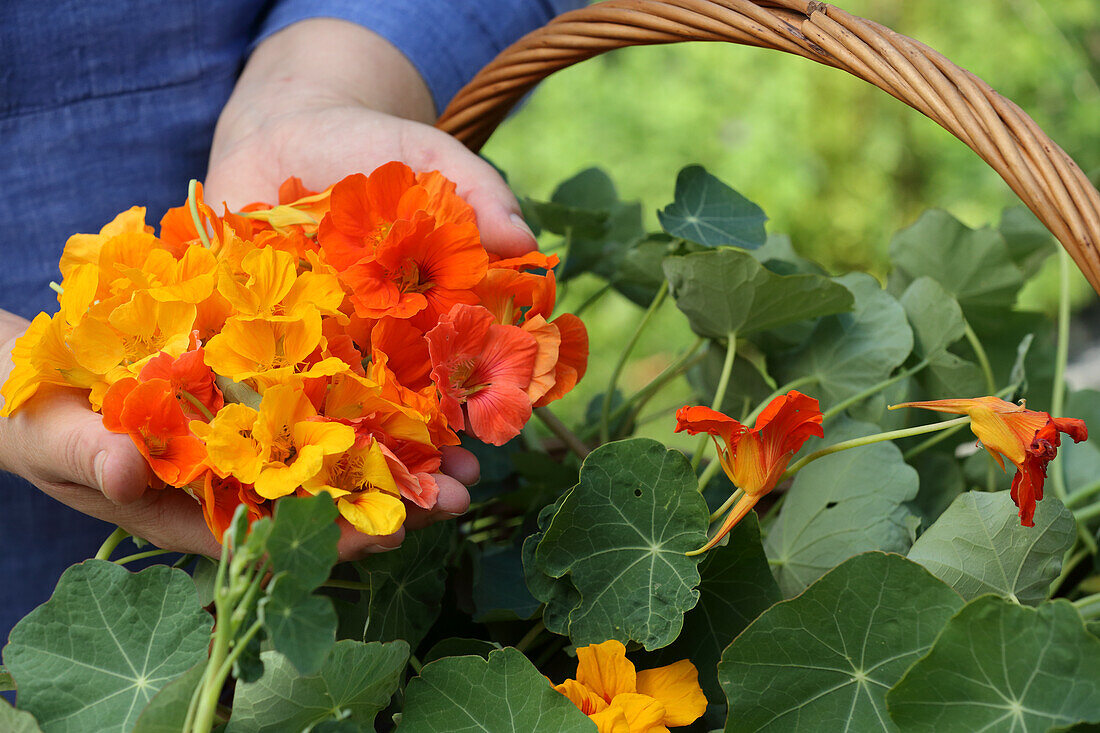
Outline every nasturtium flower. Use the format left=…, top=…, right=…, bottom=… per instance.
left=676, top=391, right=823, bottom=553
left=554, top=640, right=707, bottom=733
left=890, top=396, right=1087, bottom=526
left=101, top=377, right=206, bottom=486
left=426, top=303, right=538, bottom=446
left=203, top=309, right=323, bottom=380
left=302, top=435, right=407, bottom=536
left=217, top=246, right=344, bottom=321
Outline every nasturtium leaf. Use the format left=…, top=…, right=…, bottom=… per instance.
left=535, top=438, right=709, bottom=650
left=690, top=342, right=773, bottom=417
left=653, top=514, right=781, bottom=702
left=0, top=666, right=13, bottom=691
left=0, top=698, right=43, bottom=733
left=562, top=203, right=645, bottom=283
left=190, top=556, right=218, bottom=607
left=523, top=532, right=581, bottom=637
left=886, top=597, right=1100, bottom=732
left=889, top=209, right=1024, bottom=310
left=265, top=493, right=340, bottom=596
left=131, top=663, right=205, bottom=733
left=613, top=235, right=670, bottom=307
left=658, top=165, right=767, bottom=248
left=775, top=273, right=913, bottom=408
left=918, top=351, right=986, bottom=402
left=909, top=452, right=965, bottom=528
left=398, top=647, right=595, bottom=732
left=663, top=248, right=853, bottom=339
left=259, top=576, right=337, bottom=676
left=765, top=420, right=920, bottom=596
left=524, top=201, right=608, bottom=240
left=228, top=641, right=408, bottom=733
left=900, top=277, right=966, bottom=358
left=751, top=233, right=826, bottom=276
left=907, top=491, right=1074, bottom=605
left=2, top=561, right=211, bottom=733
left=473, top=544, right=541, bottom=622
left=720, top=553, right=963, bottom=732
left=353, top=522, right=454, bottom=650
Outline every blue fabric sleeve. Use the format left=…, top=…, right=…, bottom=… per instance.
left=255, top=0, right=584, bottom=116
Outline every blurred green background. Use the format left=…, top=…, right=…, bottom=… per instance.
left=481, top=0, right=1100, bottom=437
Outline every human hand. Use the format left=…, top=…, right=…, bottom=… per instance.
left=204, top=19, right=514, bottom=553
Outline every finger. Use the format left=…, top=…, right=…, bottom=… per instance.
left=409, top=133, right=538, bottom=258
left=336, top=519, right=405, bottom=562
left=439, top=445, right=480, bottom=486
left=5, top=387, right=150, bottom=504
left=403, top=473, right=471, bottom=530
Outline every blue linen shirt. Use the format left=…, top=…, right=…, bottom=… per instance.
left=0, top=0, right=579, bottom=643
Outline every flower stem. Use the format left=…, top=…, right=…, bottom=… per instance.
left=1073, top=501, right=1100, bottom=523
left=1051, top=246, right=1072, bottom=505
left=964, top=321, right=996, bottom=396
left=820, top=359, right=930, bottom=423
left=515, top=620, right=547, bottom=654
left=902, top=422, right=969, bottom=461
left=408, top=654, right=423, bottom=675
left=692, top=332, right=737, bottom=470
left=696, top=453, right=723, bottom=493
left=708, top=488, right=745, bottom=523
left=782, top=416, right=972, bottom=480
left=94, top=527, right=130, bottom=561
left=573, top=283, right=613, bottom=318
left=600, top=280, right=668, bottom=444
left=1067, top=478, right=1100, bottom=508
left=1073, top=592, right=1100, bottom=620
left=535, top=407, right=590, bottom=459
left=113, top=549, right=175, bottom=566
left=187, top=179, right=212, bottom=250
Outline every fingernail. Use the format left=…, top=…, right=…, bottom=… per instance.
left=93, top=450, right=109, bottom=494
left=510, top=212, right=535, bottom=240
left=443, top=510, right=467, bottom=518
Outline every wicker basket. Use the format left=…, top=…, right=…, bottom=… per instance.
left=435, top=0, right=1100, bottom=295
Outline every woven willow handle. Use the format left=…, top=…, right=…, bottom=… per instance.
left=436, top=0, right=1100, bottom=294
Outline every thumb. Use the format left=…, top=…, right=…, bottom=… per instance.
left=11, top=388, right=150, bottom=504
left=411, top=134, right=538, bottom=258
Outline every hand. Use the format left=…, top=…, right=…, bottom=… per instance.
left=204, top=18, right=515, bottom=554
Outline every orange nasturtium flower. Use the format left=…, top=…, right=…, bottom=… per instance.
left=554, top=640, right=707, bottom=733
left=676, top=391, right=823, bottom=553
left=890, top=396, right=1087, bottom=526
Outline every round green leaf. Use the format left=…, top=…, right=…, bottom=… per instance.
left=352, top=522, right=454, bottom=650
left=259, top=576, right=337, bottom=676
left=131, top=663, right=205, bottom=733
left=535, top=438, right=709, bottom=650
left=887, top=597, right=1100, bottom=732
left=228, top=640, right=408, bottom=733
left=900, top=277, right=966, bottom=359
left=658, top=165, right=767, bottom=248
left=765, top=421, right=919, bottom=596
left=719, top=553, right=964, bottom=732
left=2, top=560, right=212, bottom=733
left=398, top=647, right=595, bottom=732
left=265, top=493, right=340, bottom=594
left=663, top=249, right=854, bottom=339
left=907, top=491, right=1075, bottom=605
left=652, top=513, right=781, bottom=702
left=0, top=698, right=43, bottom=733
left=473, top=544, right=541, bottom=622
left=776, top=273, right=913, bottom=407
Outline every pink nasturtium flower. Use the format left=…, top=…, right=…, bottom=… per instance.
left=554, top=640, right=707, bottom=732
left=891, top=396, right=1087, bottom=526
left=675, top=391, right=824, bottom=553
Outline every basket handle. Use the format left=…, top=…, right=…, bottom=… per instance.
left=436, top=0, right=1100, bottom=294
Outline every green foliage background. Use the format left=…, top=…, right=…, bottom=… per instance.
left=484, top=0, right=1099, bottom=436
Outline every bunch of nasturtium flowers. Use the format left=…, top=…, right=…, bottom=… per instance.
left=1, top=163, right=588, bottom=540
left=3, top=163, right=1100, bottom=733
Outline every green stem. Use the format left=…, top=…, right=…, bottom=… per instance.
left=580, top=338, right=705, bottom=441
left=535, top=407, right=590, bottom=459
left=1073, top=501, right=1100, bottom=523
left=113, top=549, right=175, bottom=566
left=211, top=617, right=264, bottom=688
left=180, top=389, right=215, bottom=422
left=1067, top=478, right=1100, bottom=508
left=515, top=620, right=547, bottom=654
left=821, top=359, right=930, bottom=423
left=709, top=488, right=745, bottom=523
left=902, top=422, right=969, bottom=461
left=187, top=179, right=212, bottom=250
left=741, top=376, right=818, bottom=426
left=48, top=281, right=64, bottom=295
left=1051, top=247, right=1072, bottom=503
left=320, top=578, right=372, bottom=592
left=573, top=283, right=613, bottom=318
left=783, top=417, right=972, bottom=480
left=964, top=321, right=997, bottom=396
left=692, top=333, right=737, bottom=470
left=94, top=527, right=130, bottom=561
left=1073, top=592, right=1100, bottom=620
left=1053, top=546, right=1089, bottom=596
left=408, top=654, right=423, bottom=675
left=697, top=453, right=723, bottom=493
left=600, top=280, right=668, bottom=444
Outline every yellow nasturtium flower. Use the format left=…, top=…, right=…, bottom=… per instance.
left=554, top=640, right=707, bottom=733
left=304, top=437, right=406, bottom=536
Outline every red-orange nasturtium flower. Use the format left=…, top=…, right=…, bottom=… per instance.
left=554, top=640, right=707, bottom=733
left=426, top=303, right=538, bottom=446
left=890, top=396, right=1087, bottom=526
left=676, top=391, right=823, bottom=553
